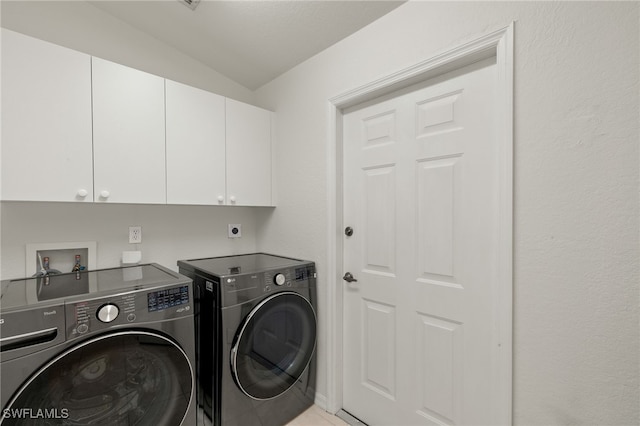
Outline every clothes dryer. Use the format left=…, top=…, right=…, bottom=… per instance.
left=178, top=253, right=317, bottom=426
left=0, top=264, right=196, bottom=425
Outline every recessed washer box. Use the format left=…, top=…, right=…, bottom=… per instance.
left=26, top=242, right=97, bottom=277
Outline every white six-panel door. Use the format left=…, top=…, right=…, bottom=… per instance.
left=343, top=59, right=499, bottom=425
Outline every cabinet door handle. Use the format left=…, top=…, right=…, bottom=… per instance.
left=229, top=196, right=236, bottom=204
left=77, top=189, right=88, bottom=198
left=100, top=190, right=110, bottom=199
left=217, top=195, right=224, bottom=204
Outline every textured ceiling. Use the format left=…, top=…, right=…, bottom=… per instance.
left=89, top=0, right=405, bottom=90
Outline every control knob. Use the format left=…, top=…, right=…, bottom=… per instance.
left=97, top=304, right=119, bottom=323
left=274, top=273, right=286, bottom=286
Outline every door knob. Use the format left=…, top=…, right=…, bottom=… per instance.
left=342, top=272, right=358, bottom=283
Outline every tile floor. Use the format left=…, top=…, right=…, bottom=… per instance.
left=286, top=405, right=350, bottom=426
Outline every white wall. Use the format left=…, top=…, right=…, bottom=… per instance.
left=255, top=1, right=639, bottom=425
left=0, top=0, right=255, bottom=103
left=1, top=202, right=268, bottom=278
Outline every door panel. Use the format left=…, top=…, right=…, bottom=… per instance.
left=343, top=58, right=498, bottom=425
left=92, top=57, right=166, bottom=204
left=363, top=166, right=397, bottom=274
left=416, top=313, right=463, bottom=425
left=225, top=98, right=273, bottom=206
left=230, top=292, right=316, bottom=400
left=416, top=157, right=458, bottom=279
left=166, top=79, right=226, bottom=205
left=1, top=29, right=93, bottom=202
left=362, top=298, right=396, bottom=399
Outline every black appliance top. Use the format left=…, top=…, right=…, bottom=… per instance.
left=177, top=253, right=312, bottom=278
left=0, top=263, right=189, bottom=310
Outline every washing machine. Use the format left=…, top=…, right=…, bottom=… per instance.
left=0, top=264, right=196, bottom=425
left=178, top=253, right=317, bottom=426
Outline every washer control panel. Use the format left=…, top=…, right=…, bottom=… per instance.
left=66, top=285, right=191, bottom=340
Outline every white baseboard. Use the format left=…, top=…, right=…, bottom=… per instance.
left=314, top=392, right=329, bottom=412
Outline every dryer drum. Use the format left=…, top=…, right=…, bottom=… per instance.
left=231, top=291, right=317, bottom=400
left=1, top=331, right=193, bottom=426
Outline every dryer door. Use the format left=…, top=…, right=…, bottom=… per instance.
left=1, top=331, right=193, bottom=425
left=231, top=291, right=317, bottom=400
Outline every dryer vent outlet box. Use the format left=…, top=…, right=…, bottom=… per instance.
left=228, top=224, right=242, bottom=238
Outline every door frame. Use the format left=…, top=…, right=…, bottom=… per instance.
left=325, top=24, right=514, bottom=424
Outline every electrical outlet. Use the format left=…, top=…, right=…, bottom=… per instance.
left=129, top=226, right=142, bottom=244
left=228, top=224, right=241, bottom=238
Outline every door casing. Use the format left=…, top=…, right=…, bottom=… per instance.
left=325, top=23, right=514, bottom=424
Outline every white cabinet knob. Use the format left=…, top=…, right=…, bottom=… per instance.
left=217, top=195, right=224, bottom=203
left=100, top=190, right=110, bottom=199
left=229, top=196, right=236, bottom=204
left=77, top=189, right=88, bottom=198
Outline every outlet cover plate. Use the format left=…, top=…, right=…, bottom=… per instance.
left=129, top=226, right=142, bottom=244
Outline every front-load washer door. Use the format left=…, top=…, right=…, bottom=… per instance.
left=231, top=292, right=317, bottom=400
left=1, top=331, right=193, bottom=425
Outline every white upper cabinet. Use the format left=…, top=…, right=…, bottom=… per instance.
left=2, top=31, right=274, bottom=207
left=1, top=29, right=93, bottom=202
left=166, top=80, right=226, bottom=205
left=92, top=57, right=166, bottom=204
left=226, top=98, right=274, bottom=206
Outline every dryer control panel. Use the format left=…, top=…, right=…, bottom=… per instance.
left=219, top=265, right=316, bottom=308
left=66, top=285, right=192, bottom=340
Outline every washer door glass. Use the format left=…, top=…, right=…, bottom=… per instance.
left=2, top=331, right=193, bottom=426
left=231, top=292, right=317, bottom=400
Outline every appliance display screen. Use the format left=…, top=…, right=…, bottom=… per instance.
left=148, top=285, right=189, bottom=312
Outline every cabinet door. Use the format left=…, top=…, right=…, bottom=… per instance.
left=1, top=29, right=93, bottom=202
left=92, top=57, right=166, bottom=204
left=226, top=99, right=273, bottom=206
left=166, top=80, right=226, bottom=205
